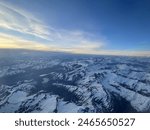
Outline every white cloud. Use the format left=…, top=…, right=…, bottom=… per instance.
left=0, top=32, right=150, bottom=56
left=89, top=50, right=150, bottom=57
left=0, top=1, right=149, bottom=57
left=0, top=33, right=54, bottom=50
left=0, top=32, right=102, bottom=53
left=0, top=1, right=50, bottom=40
left=0, top=1, right=105, bottom=52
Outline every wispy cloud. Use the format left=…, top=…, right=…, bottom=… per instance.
left=0, top=32, right=149, bottom=56
left=0, top=32, right=103, bottom=53
left=0, top=1, right=149, bottom=56
left=0, top=0, right=107, bottom=55
left=0, top=1, right=50, bottom=40
left=0, top=33, right=52, bottom=50
left=90, top=50, right=150, bottom=57
left=0, top=1, right=105, bottom=53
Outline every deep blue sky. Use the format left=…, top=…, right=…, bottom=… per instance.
left=0, top=0, right=150, bottom=55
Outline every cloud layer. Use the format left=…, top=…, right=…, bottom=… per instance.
left=0, top=1, right=150, bottom=56
left=0, top=1, right=50, bottom=40
left=0, top=1, right=105, bottom=53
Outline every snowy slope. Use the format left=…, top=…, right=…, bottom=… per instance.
left=0, top=50, right=150, bottom=112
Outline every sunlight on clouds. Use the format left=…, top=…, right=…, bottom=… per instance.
left=0, top=33, right=51, bottom=50
left=91, top=50, right=150, bottom=56
left=0, top=1, right=105, bottom=53
left=0, top=1, right=149, bottom=56
left=0, top=32, right=150, bottom=56
left=0, top=32, right=105, bottom=54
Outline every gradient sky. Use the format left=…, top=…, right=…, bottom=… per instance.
left=0, top=0, right=150, bottom=56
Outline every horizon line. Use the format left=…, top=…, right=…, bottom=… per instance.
left=0, top=48, right=150, bottom=57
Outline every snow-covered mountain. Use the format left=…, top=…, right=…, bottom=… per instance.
left=0, top=49, right=150, bottom=113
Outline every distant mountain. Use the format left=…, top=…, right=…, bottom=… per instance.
left=0, top=49, right=150, bottom=113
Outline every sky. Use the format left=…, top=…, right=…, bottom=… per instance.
left=0, top=0, right=150, bottom=56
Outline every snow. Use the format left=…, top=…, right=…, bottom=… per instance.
left=0, top=102, right=21, bottom=113
left=0, top=91, right=28, bottom=112
left=40, top=73, right=51, bottom=77
left=118, top=86, right=150, bottom=112
left=42, top=78, right=49, bottom=84
left=57, top=100, right=82, bottom=113
left=91, top=82, right=107, bottom=101
left=0, top=51, right=150, bottom=113
left=8, top=91, right=27, bottom=104
left=37, top=95, right=57, bottom=113
left=117, top=64, right=128, bottom=70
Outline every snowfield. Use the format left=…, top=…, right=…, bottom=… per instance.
left=0, top=49, right=150, bottom=113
